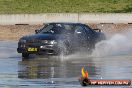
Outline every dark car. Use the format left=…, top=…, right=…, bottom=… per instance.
left=17, top=23, right=105, bottom=58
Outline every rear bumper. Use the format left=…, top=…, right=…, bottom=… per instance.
left=17, top=44, right=60, bottom=55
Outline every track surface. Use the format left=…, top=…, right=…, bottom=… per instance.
left=0, top=41, right=132, bottom=88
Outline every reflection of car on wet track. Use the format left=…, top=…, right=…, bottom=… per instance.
left=17, top=22, right=105, bottom=58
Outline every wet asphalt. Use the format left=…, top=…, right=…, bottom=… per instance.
left=0, top=40, right=132, bottom=88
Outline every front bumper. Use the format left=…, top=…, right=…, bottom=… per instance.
left=17, top=44, right=60, bottom=55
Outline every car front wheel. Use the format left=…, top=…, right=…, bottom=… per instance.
left=58, top=41, right=71, bottom=55
left=22, top=53, right=29, bottom=58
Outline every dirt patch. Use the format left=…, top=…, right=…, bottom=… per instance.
left=0, top=25, right=42, bottom=40
left=0, top=24, right=131, bottom=40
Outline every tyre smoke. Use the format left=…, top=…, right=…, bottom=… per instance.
left=92, top=30, right=132, bottom=57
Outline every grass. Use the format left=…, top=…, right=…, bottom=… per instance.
left=0, top=0, right=131, bottom=13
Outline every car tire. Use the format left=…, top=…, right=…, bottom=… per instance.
left=58, top=41, right=70, bottom=55
left=61, top=46, right=69, bottom=55
left=22, top=53, right=29, bottom=58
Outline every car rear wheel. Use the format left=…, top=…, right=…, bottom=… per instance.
left=22, top=53, right=29, bottom=58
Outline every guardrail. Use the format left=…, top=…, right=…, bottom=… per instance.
left=0, top=13, right=132, bottom=25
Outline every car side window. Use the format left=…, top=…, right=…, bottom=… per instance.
left=84, top=25, right=94, bottom=34
left=74, top=25, right=85, bottom=34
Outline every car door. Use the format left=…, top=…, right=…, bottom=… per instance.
left=74, top=25, right=88, bottom=48
left=84, top=25, right=97, bottom=48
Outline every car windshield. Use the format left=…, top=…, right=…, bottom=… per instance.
left=39, top=24, right=54, bottom=34
left=39, top=24, right=75, bottom=34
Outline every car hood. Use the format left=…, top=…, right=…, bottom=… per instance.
left=21, top=33, right=61, bottom=40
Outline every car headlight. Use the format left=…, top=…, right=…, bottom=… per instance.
left=19, top=39, right=27, bottom=43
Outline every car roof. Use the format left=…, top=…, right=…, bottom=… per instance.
left=44, top=22, right=85, bottom=25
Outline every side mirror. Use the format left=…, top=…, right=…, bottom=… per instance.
left=76, top=31, right=82, bottom=34
left=35, top=30, right=39, bottom=34
left=75, top=30, right=82, bottom=34
left=93, top=29, right=101, bottom=32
